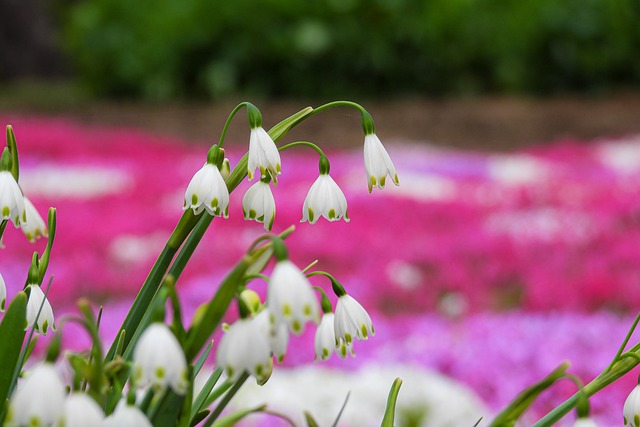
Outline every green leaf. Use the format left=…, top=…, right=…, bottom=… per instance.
left=6, top=125, right=19, bottom=182
left=190, top=368, right=223, bottom=421
left=150, top=390, right=185, bottom=427
left=490, top=362, right=570, bottom=427
left=0, top=292, right=27, bottom=416
left=209, top=404, right=267, bottom=427
left=381, top=377, right=403, bottom=427
left=267, top=106, right=314, bottom=142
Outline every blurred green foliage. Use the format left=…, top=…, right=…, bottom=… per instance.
left=61, top=0, right=640, bottom=100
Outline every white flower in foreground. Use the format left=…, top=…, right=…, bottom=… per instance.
left=334, top=294, right=374, bottom=345
left=26, top=284, right=55, bottom=334
left=6, top=363, right=65, bottom=427
left=102, top=401, right=151, bottom=427
left=573, top=417, right=598, bottom=427
left=0, top=170, right=25, bottom=227
left=624, top=384, right=640, bottom=426
left=267, top=260, right=319, bottom=335
left=248, top=126, right=281, bottom=182
left=314, top=313, right=337, bottom=361
left=57, top=393, right=104, bottom=427
left=183, top=163, right=229, bottom=217
left=242, top=180, right=276, bottom=231
left=301, top=174, right=349, bottom=224
left=0, top=272, right=6, bottom=312
left=216, top=316, right=273, bottom=383
left=254, top=308, right=289, bottom=362
left=364, top=133, right=399, bottom=192
left=133, top=323, right=188, bottom=394
left=21, top=197, right=47, bottom=242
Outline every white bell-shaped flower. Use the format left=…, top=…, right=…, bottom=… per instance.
left=0, top=272, right=6, bottom=312
left=314, top=312, right=337, bottom=361
left=216, top=316, right=273, bottom=383
left=6, top=363, right=66, bottom=427
left=21, top=197, right=47, bottom=243
left=0, top=170, right=25, bottom=227
left=183, top=163, right=229, bottom=218
left=267, top=260, right=319, bottom=335
left=102, top=401, right=152, bottom=427
left=132, top=323, right=188, bottom=395
left=334, top=294, right=374, bottom=345
left=301, top=174, right=349, bottom=224
left=242, top=180, right=276, bottom=231
left=248, top=126, right=281, bottom=183
left=363, top=133, right=399, bottom=192
left=26, top=284, right=55, bottom=334
left=625, top=384, right=640, bottom=426
left=57, top=393, right=104, bottom=427
left=254, top=308, right=289, bottom=362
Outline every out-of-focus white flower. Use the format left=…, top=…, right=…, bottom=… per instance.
left=363, top=133, right=399, bottom=192
left=102, top=401, right=151, bottom=427
left=0, top=170, right=25, bottom=227
left=26, top=284, right=55, bottom=334
left=132, top=323, right=188, bottom=395
left=314, top=313, right=337, bottom=361
left=334, top=294, right=374, bottom=345
left=216, top=317, right=273, bottom=383
left=624, top=384, right=640, bottom=427
left=57, top=393, right=104, bottom=427
left=6, top=363, right=66, bottom=427
left=21, top=197, right=47, bottom=243
left=248, top=127, right=281, bottom=182
left=301, top=174, right=349, bottom=224
left=183, top=163, right=229, bottom=218
left=242, top=180, right=276, bottom=231
left=573, top=417, right=598, bottom=427
left=0, top=272, right=6, bottom=312
left=254, top=308, right=289, bottom=362
left=267, top=260, right=319, bottom=335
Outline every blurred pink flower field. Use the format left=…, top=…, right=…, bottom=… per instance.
left=1, top=115, right=640, bottom=424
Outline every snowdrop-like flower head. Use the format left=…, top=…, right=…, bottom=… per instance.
left=625, top=384, right=640, bottom=427
left=21, top=197, right=47, bottom=242
left=26, top=284, right=55, bottom=334
left=216, top=316, right=273, bottom=383
left=0, top=170, right=25, bottom=228
left=267, top=260, right=320, bottom=335
left=6, top=363, right=66, bottom=427
left=183, top=147, right=230, bottom=217
left=0, top=272, right=6, bottom=312
left=242, top=179, right=276, bottom=231
left=248, top=126, right=281, bottom=183
left=314, top=312, right=337, bottom=361
left=132, top=323, right=188, bottom=394
left=363, top=133, right=399, bottom=193
left=334, top=294, right=374, bottom=345
left=103, top=401, right=152, bottom=427
left=254, top=308, right=289, bottom=362
left=301, top=155, right=349, bottom=224
left=57, top=393, right=105, bottom=427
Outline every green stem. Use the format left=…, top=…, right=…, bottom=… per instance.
left=202, top=373, right=249, bottom=427
left=278, top=141, right=325, bottom=157
left=606, top=311, right=640, bottom=372
left=217, top=102, right=249, bottom=149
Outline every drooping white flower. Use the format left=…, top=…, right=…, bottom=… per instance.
left=183, top=163, right=229, bottom=217
left=625, top=384, right=640, bottom=426
left=132, top=323, right=188, bottom=395
left=57, top=393, right=105, bottom=427
left=242, top=180, right=276, bottom=231
left=26, top=284, right=55, bottom=334
left=6, top=363, right=66, bottom=427
left=0, top=272, right=6, bottom=312
left=363, top=133, right=399, bottom=192
left=21, top=197, right=47, bottom=243
left=0, top=170, right=25, bottom=227
left=573, top=417, right=598, bottom=427
left=254, top=308, right=289, bottom=362
left=301, top=174, right=349, bottom=224
left=314, top=313, right=337, bottom=361
left=248, top=127, right=281, bottom=182
left=216, top=316, right=273, bottom=383
left=102, top=401, right=152, bottom=427
left=267, top=260, right=319, bottom=335
left=334, top=294, right=374, bottom=345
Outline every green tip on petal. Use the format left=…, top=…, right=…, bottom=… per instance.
left=361, top=324, right=369, bottom=339
left=307, top=208, right=315, bottom=223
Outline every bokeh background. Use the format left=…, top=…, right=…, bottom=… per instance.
left=2, top=1, right=640, bottom=426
